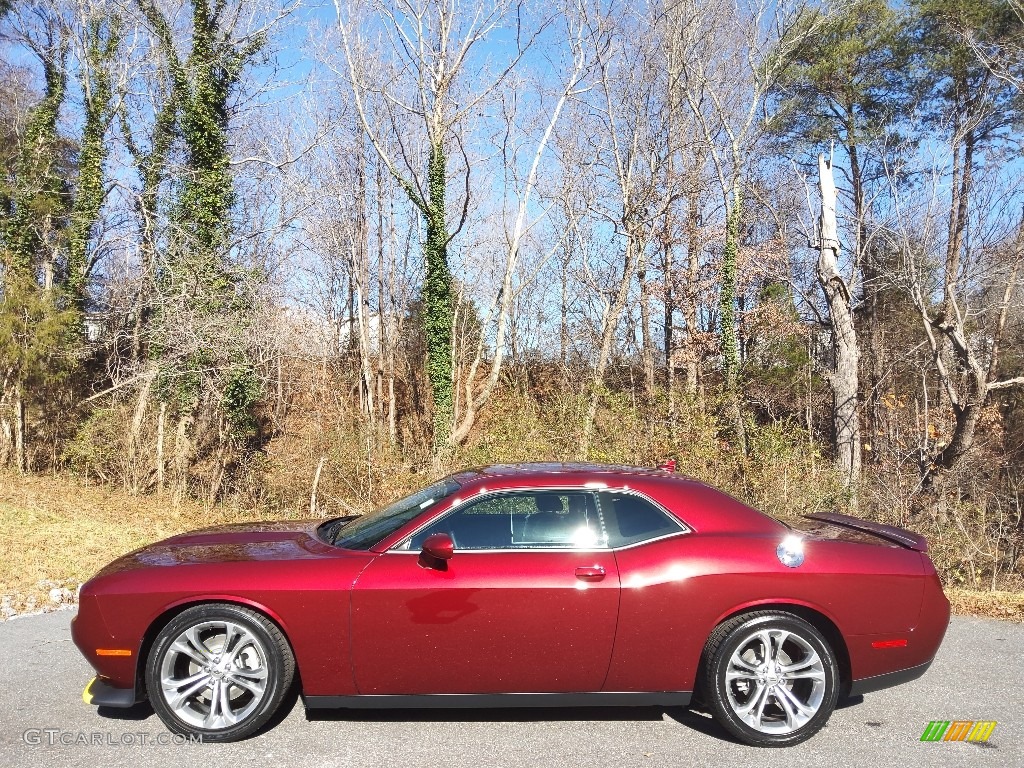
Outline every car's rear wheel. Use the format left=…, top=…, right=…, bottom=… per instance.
left=701, top=611, right=839, bottom=747
left=146, top=604, right=294, bottom=742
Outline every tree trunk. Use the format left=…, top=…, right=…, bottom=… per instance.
left=638, top=253, right=655, bottom=395
left=683, top=182, right=702, bottom=397
left=721, top=185, right=741, bottom=392
left=847, top=133, right=885, bottom=464
left=720, top=184, right=747, bottom=454
left=388, top=367, right=397, bottom=445
left=561, top=254, right=570, bottom=367
left=582, top=232, right=639, bottom=455
left=816, top=154, right=861, bottom=494
left=128, top=374, right=153, bottom=489
left=944, top=133, right=973, bottom=320
left=823, top=277, right=862, bottom=492
left=423, top=142, right=454, bottom=456
left=275, top=350, right=285, bottom=432
left=14, top=383, right=26, bottom=474
left=207, top=435, right=227, bottom=506
left=0, top=405, right=11, bottom=468
left=353, top=140, right=375, bottom=425
left=663, top=235, right=676, bottom=433
left=862, top=239, right=886, bottom=462
left=310, top=455, right=326, bottom=516
left=157, top=401, right=166, bottom=495
left=354, top=253, right=375, bottom=425
left=172, top=411, right=194, bottom=503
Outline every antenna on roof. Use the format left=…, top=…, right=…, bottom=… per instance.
left=657, top=459, right=677, bottom=472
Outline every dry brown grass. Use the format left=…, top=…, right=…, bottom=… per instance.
left=2, top=471, right=1023, bottom=625
left=0, top=471, right=283, bottom=617
left=947, top=588, right=1024, bottom=623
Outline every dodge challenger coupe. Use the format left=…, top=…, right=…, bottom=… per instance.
left=73, top=462, right=950, bottom=746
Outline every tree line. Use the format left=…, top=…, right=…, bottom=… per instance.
left=1, top=0, right=1022, bottom=585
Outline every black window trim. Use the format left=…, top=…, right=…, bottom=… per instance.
left=388, top=486, right=691, bottom=553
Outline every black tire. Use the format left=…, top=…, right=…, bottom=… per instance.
left=700, top=611, right=839, bottom=747
left=145, top=603, right=295, bottom=743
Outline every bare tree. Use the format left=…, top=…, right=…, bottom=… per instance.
left=675, top=0, right=829, bottom=448
left=886, top=134, right=1024, bottom=512
left=576, top=1, right=677, bottom=452
left=335, top=0, right=548, bottom=457
left=450, top=9, right=591, bottom=444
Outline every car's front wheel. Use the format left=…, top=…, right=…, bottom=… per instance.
left=146, top=604, right=295, bottom=742
left=701, top=611, right=839, bottom=747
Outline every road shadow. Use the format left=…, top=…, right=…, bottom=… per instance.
left=93, top=678, right=305, bottom=741
left=659, top=707, right=732, bottom=740
left=305, top=696, right=869, bottom=744
left=303, top=708, right=667, bottom=724
left=306, top=703, right=732, bottom=741
left=306, top=704, right=671, bottom=724
left=837, top=694, right=864, bottom=710
left=95, top=690, right=867, bottom=743
left=97, top=701, right=154, bottom=721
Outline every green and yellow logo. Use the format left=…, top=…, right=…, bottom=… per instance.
left=920, top=721, right=997, bottom=742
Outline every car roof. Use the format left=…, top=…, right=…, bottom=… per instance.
left=462, top=462, right=675, bottom=478
left=445, top=462, right=783, bottom=536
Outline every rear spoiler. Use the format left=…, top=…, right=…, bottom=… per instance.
left=804, top=512, right=928, bottom=553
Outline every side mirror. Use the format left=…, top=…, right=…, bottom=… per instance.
left=421, top=532, right=454, bottom=560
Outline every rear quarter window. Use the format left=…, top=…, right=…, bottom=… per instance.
left=601, top=492, right=686, bottom=548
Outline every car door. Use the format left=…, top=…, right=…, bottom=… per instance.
left=350, top=490, right=620, bottom=695
left=598, top=491, right=695, bottom=693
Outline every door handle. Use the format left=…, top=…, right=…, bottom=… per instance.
left=575, top=565, right=606, bottom=581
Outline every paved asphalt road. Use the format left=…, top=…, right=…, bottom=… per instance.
left=0, top=610, right=1019, bottom=768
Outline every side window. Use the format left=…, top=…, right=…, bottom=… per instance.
left=601, top=493, right=685, bottom=548
left=514, top=492, right=606, bottom=548
left=407, top=491, right=607, bottom=550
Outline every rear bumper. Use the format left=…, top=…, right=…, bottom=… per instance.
left=848, top=658, right=934, bottom=696
left=82, top=676, right=144, bottom=709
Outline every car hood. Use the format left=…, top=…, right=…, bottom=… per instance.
left=162, top=518, right=328, bottom=546
left=91, top=518, right=348, bottom=577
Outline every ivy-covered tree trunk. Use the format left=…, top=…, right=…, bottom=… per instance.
left=682, top=171, right=704, bottom=398
left=423, top=143, right=454, bottom=451
left=134, top=0, right=266, bottom=498
left=128, top=1, right=180, bottom=364
left=66, top=15, right=120, bottom=309
left=121, top=5, right=178, bottom=480
left=0, top=37, right=75, bottom=472
left=3, top=51, right=67, bottom=276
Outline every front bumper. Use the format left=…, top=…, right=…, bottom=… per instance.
left=71, top=596, right=140, bottom=691
left=82, top=676, right=144, bottom=708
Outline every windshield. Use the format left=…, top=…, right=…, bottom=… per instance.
left=329, top=479, right=462, bottom=550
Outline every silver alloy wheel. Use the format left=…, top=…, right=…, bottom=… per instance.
left=159, top=619, right=270, bottom=730
left=724, top=627, right=826, bottom=735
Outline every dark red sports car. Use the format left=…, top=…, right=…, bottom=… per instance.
left=73, top=462, right=949, bottom=746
